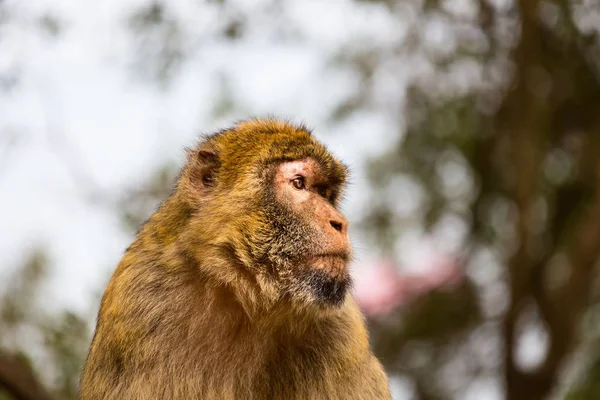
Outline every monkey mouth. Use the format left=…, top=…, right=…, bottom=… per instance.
left=307, top=253, right=349, bottom=278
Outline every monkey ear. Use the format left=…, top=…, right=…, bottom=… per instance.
left=187, top=148, right=221, bottom=193
left=197, top=150, right=219, bottom=189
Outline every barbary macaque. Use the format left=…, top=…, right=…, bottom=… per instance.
left=80, top=119, right=391, bottom=399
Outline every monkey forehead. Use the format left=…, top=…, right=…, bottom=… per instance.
left=207, top=118, right=348, bottom=184
left=276, top=158, right=320, bottom=177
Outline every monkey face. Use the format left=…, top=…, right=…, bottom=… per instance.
left=260, top=158, right=353, bottom=307
left=180, top=120, right=352, bottom=309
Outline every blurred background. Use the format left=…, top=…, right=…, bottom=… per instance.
left=1, top=0, right=600, bottom=399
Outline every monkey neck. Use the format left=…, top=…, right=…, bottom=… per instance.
left=189, top=279, right=371, bottom=363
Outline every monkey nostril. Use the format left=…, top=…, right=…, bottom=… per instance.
left=330, top=220, right=344, bottom=233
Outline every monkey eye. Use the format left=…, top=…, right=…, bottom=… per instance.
left=291, top=176, right=306, bottom=190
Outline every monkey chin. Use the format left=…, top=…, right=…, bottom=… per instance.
left=302, top=255, right=352, bottom=307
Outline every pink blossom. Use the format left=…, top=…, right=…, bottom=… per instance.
left=352, top=256, right=464, bottom=317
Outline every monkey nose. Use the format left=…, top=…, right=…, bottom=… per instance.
left=329, top=217, right=348, bottom=236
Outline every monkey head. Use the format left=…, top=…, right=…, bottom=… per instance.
left=178, top=119, right=352, bottom=309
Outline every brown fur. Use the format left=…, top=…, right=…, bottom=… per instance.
left=80, top=118, right=391, bottom=399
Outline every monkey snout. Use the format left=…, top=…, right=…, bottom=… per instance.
left=322, top=206, right=349, bottom=235
left=328, top=216, right=349, bottom=237
left=321, top=221, right=351, bottom=260
left=329, top=219, right=343, bottom=232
